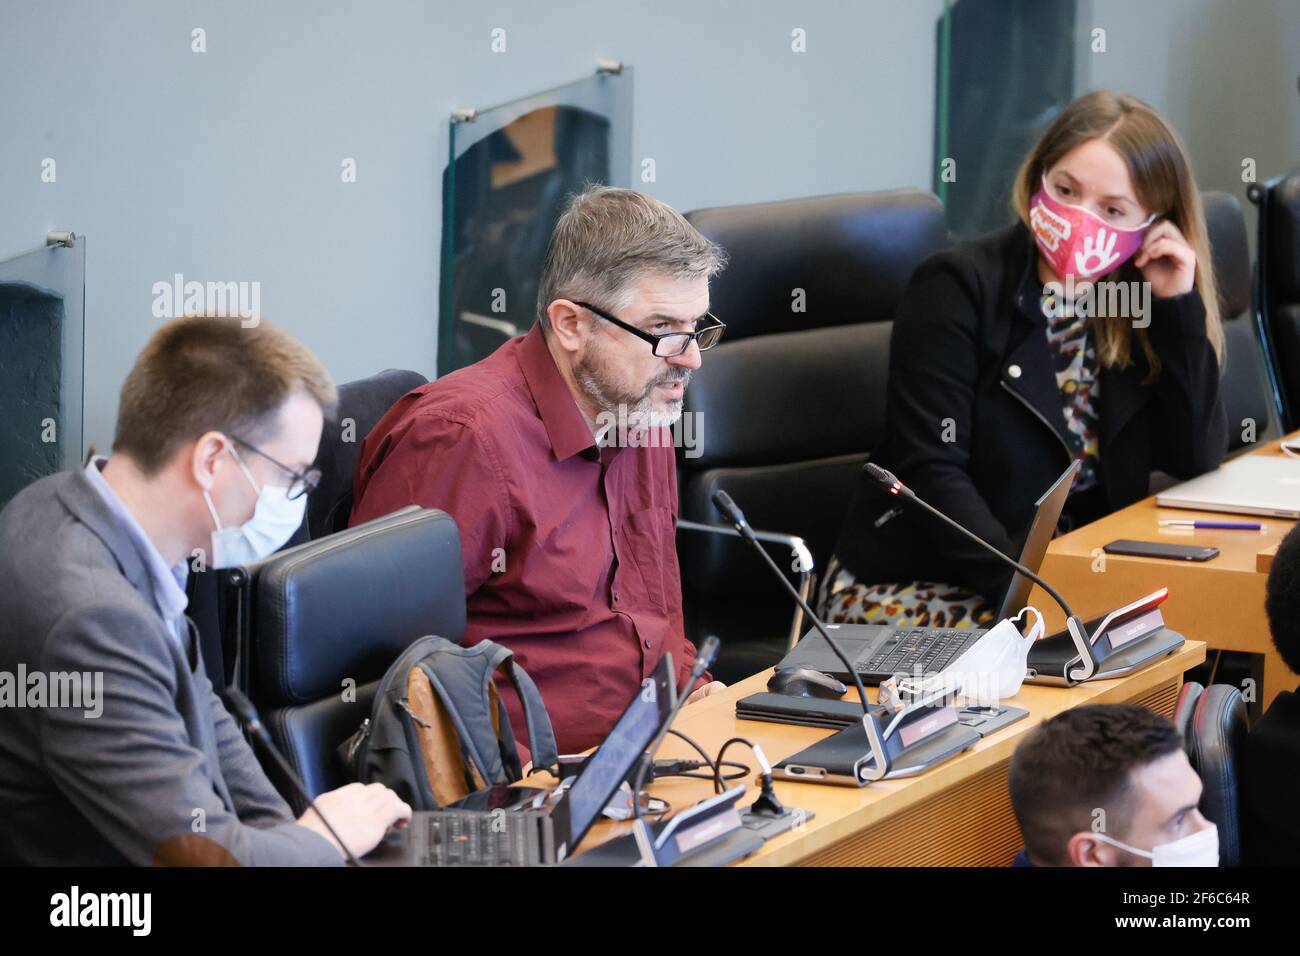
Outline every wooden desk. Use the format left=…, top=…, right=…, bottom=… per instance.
left=1258, top=542, right=1278, bottom=574
left=559, top=641, right=1204, bottom=866
left=1030, top=434, right=1300, bottom=710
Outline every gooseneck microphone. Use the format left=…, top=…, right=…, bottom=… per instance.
left=223, top=687, right=364, bottom=866
left=862, top=463, right=1099, bottom=681
left=711, top=490, right=875, bottom=716
left=711, top=490, right=889, bottom=781
left=630, top=635, right=722, bottom=864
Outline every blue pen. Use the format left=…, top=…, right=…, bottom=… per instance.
left=1159, top=519, right=1263, bottom=531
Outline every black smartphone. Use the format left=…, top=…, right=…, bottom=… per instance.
left=1102, top=539, right=1219, bottom=562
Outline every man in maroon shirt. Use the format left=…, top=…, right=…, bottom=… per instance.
left=351, top=187, right=729, bottom=754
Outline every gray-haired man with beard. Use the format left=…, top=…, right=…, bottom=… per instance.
left=351, top=187, right=729, bottom=754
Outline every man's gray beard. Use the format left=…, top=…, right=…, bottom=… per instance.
left=574, top=356, right=688, bottom=434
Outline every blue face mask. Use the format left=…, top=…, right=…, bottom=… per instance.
left=202, top=444, right=305, bottom=568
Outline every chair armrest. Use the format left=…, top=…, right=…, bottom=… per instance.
left=676, top=519, right=815, bottom=652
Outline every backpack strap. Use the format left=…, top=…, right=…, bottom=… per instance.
left=419, top=641, right=518, bottom=786
left=499, top=658, right=558, bottom=772
left=419, top=640, right=560, bottom=785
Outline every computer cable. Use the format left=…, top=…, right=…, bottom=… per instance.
left=654, top=729, right=748, bottom=782
left=713, top=735, right=786, bottom=817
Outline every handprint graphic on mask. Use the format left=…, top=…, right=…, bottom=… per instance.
left=1029, top=177, right=1153, bottom=280
left=1074, top=227, right=1122, bottom=277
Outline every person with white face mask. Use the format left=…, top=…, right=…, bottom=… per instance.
left=1008, top=703, right=1218, bottom=867
left=202, top=435, right=317, bottom=569
left=0, top=315, right=411, bottom=866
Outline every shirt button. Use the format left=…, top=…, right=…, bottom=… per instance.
left=1008, top=364, right=1022, bottom=379
left=643, top=639, right=652, bottom=649
left=612, top=590, right=621, bottom=603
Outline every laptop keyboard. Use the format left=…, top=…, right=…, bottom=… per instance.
left=419, top=809, right=551, bottom=867
left=855, top=628, right=984, bottom=679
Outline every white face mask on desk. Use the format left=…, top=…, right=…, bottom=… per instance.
left=947, top=606, right=1045, bottom=705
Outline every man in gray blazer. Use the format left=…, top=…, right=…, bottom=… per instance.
left=0, top=316, right=410, bottom=865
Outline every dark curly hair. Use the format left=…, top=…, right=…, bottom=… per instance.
left=1265, top=523, right=1300, bottom=674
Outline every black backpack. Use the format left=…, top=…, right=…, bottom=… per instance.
left=338, top=635, right=558, bottom=810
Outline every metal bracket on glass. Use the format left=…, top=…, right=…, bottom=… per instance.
left=46, top=231, right=76, bottom=248
left=676, top=519, right=815, bottom=652
left=595, top=59, right=624, bottom=75
left=450, top=107, right=478, bottom=124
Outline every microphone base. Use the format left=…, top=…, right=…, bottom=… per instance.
left=1025, top=626, right=1185, bottom=686
left=773, top=719, right=980, bottom=787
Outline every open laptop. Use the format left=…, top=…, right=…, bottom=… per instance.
left=1155, top=454, right=1300, bottom=519
left=777, top=460, right=1079, bottom=684
left=368, top=653, right=676, bottom=866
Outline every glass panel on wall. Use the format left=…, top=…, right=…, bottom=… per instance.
left=0, top=236, right=86, bottom=509
left=934, top=0, right=1078, bottom=239
left=440, top=67, right=634, bottom=375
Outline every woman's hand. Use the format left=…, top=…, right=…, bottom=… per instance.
left=1134, top=219, right=1197, bottom=298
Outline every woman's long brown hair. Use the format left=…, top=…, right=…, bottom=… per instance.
left=1012, top=90, right=1224, bottom=379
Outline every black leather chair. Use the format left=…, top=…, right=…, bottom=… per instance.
left=309, top=368, right=428, bottom=539
left=1173, top=681, right=1204, bottom=742
left=1247, top=167, right=1300, bottom=430
left=233, top=506, right=466, bottom=811
left=1174, top=681, right=1249, bottom=866
left=1202, top=191, right=1274, bottom=452
left=678, top=190, right=950, bottom=683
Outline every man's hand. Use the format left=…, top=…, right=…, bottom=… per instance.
left=685, top=680, right=727, bottom=705
left=298, top=782, right=412, bottom=860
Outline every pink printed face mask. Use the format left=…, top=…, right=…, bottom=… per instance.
left=1029, top=176, right=1156, bottom=280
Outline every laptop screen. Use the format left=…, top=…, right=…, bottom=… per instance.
left=997, top=459, right=1079, bottom=620
left=559, top=653, right=676, bottom=854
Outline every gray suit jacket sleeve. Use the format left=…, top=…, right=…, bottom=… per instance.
left=207, top=686, right=303, bottom=829
left=37, top=601, right=342, bottom=866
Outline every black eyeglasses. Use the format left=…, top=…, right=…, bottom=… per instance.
left=230, top=436, right=321, bottom=501
left=574, top=301, right=726, bottom=357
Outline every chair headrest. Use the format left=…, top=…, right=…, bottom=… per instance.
left=682, top=322, right=892, bottom=469
left=1174, top=681, right=1205, bottom=742
left=309, top=368, right=428, bottom=539
left=1266, top=168, right=1300, bottom=300
left=247, top=507, right=466, bottom=706
left=685, top=189, right=949, bottom=341
left=1186, top=683, right=1249, bottom=867
left=1202, top=191, right=1251, bottom=319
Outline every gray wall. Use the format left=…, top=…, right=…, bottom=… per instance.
left=0, top=0, right=944, bottom=455
left=1077, top=0, right=1300, bottom=242
left=5, top=1, right=1296, bottom=458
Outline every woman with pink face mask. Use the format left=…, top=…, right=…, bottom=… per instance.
left=825, top=90, right=1226, bottom=629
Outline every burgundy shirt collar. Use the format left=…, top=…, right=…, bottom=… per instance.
left=517, top=323, right=600, bottom=462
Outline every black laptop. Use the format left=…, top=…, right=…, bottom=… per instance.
left=367, top=653, right=677, bottom=866
left=778, top=461, right=1078, bottom=684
